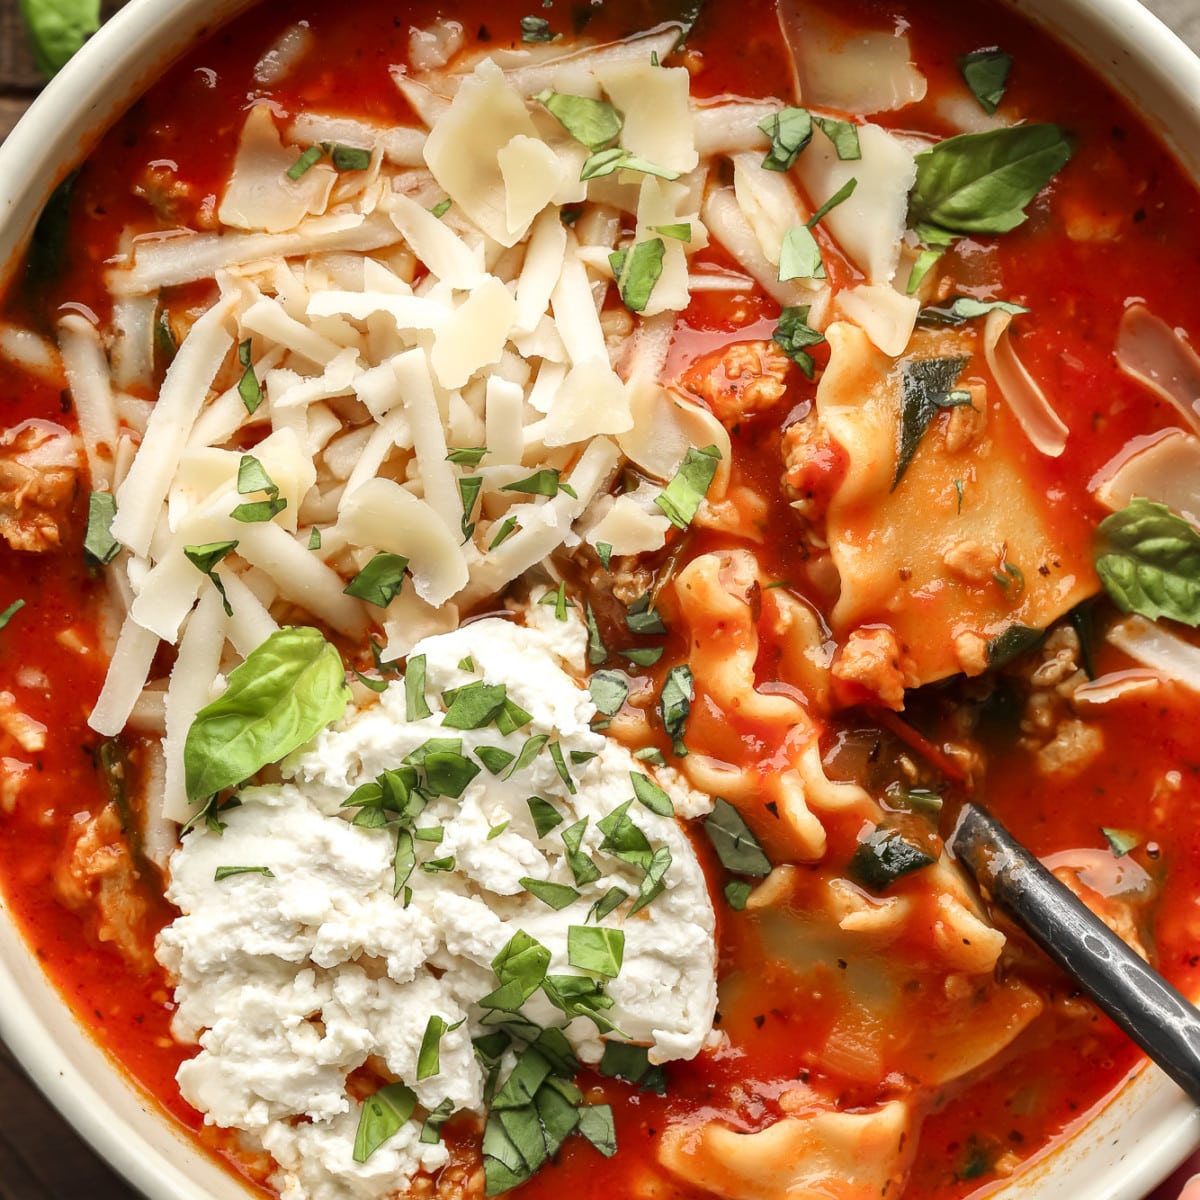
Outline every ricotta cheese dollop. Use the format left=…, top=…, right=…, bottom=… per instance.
left=157, top=603, right=717, bottom=1200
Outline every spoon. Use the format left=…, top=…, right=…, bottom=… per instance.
left=949, top=801, right=1200, bottom=1104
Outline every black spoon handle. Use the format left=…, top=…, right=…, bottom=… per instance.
left=950, top=801, right=1200, bottom=1103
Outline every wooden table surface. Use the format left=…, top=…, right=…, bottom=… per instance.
left=1, top=0, right=1200, bottom=1196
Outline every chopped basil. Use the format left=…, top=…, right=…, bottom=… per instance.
left=487, top=821, right=509, bottom=840
left=489, top=516, right=519, bottom=549
left=236, top=339, right=263, bottom=414
left=655, top=444, right=721, bottom=530
left=521, top=878, right=582, bottom=910
left=539, top=580, right=571, bottom=621
left=585, top=603, right=607, bottom=666
left=626, top=595, right=667, bottom=635
left=893, top=355, right=970, bottom=488
left=1103, top=827, right=1140, bottom=857
left=446, top=446, right=488, bottom=466
left=1071, top=601, right=1098, bottom=680
left=659, top=664, right=694, bottom=756
left=772, top=305, right=825, bottom=379
left=630, top=844, right=672, bottom=914
left=232, top=453, right=286, bottom=523
left=18, top=0, right=99, bottom=78
left=620, top=645, right=664, bottom=667
left=588, top=669, right=630, bottom=717
left=230, top=497, right=287, bottom=523
left=850, top=826, right=936, bottom=892
left=84, top=490, right=120, bottom=565
left=418, top=1015, right=462, bottom=1080
left=570, top=750, right=596, bottom=765
left=323, top=141, right=372, bottom=171
left=344, top=551, right=409, bottom=608
left=758, top=106, right=813, bottom=171
left=154, top=307, right=177, bottom=365
left=520, top=14, right=556, bottom=42
left=633, top=746, right=666, bottom=767
left=908, top=124, right=1073, bottom=239
left=779, top=224, right=826, bottom=282
left=430, top=198, right=452, bottom=219
left=422, top=856, right=456, bottom=873
left=919, top=296, right=1030, bottom=325
left=630, top=771, right=674, bottom=816
left=527, top=796, right=564, bottom=837
left=567, top=926, right=624, bottom=978
left=885, top=783, right=944, bottom=818
left=960, top=48, right=1013, bottom=115
left=534, top=90, right=623, bottom=151
left=504, top=734, right=549, bottom=780
left=806, top=177, right=857, bottom=227
left=501, top=468, right=576, bottom=499
left=703, top=797, right=771, bottom=876
left=405, top=653, right=433, bottom=720
left=599, top=1042, right=666, bottom=1093
left=1096, top=498, right=1200, bottom=626
left=609, top=238, right=666, bottom=313
left=813, top=115, right=862, bottom=160
left=595, top=541, right=613, bottom=569
left=422, top=752, right=480, bottom=799
left=987, top=623, right=1045, bottom=667
left=651, top=222, right=692, bottom=241
left=442, top=681, right=509, bottom=729
left=457, top=655, right=475, bottom=672
left=213, top=865, right=275, bottom=881
left=587, top=886, right=628, bottom=923
left=575, top=1104, right=617, bottom=1157
left=307, top=527, right=322, bottom=550
left=581, top=147, right=679, bottom=182
left=458, top=475, right=483, bottom=542
left=287, top=145, right=323, bottom=180
left=547, top=742, right=575, bottom=794
left=183, top=539, right=238, bottom=616
left=906, top=246, right=945, bottom=295
left=477, top=745, right=517, bottom=776
left=598, top=800, right=653, bottom=865
left=414, top=826, right=445, bottom=842
left=541, top=975, right=620, bottom=1033
left=481, top=930, right=551, bottom=1011
left=353, top=1082, right=417, bottom=1163
left=420, top=1098, right=454, bottom=1144
left=0, top=599, right=24, bottom=632
left=724, top=879, right=752, bottom=910
left=561, top=818, right=602, bottom=886
left=495, top=697, right=533, bottom=735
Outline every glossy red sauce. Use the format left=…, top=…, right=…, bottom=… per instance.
left=1, top=0, right=1199, bottom=1196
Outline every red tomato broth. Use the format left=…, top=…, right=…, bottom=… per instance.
left=1, top=0, right=1200, bottom=1197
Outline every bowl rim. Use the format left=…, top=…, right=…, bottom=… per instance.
left=0, top=1, right=1198, bottom=1198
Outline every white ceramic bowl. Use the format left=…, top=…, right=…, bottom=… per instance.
left=0, top=1, right=1198, bottom=1198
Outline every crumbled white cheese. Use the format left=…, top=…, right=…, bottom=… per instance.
left=158, top=612, right=716, bottom=1200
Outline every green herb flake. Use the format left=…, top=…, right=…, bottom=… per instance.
left=476, top=745, right=517, bottom=776
left=651, top=222, right=692, bottom=241
left=323, top=141, right=372, bottom=171
left=986, top=623, right=1045, bottom=667
left=561, top=818, right=602, bottom=886
left=422, top=752, right=480, bottom=799
left=458, top=475, right=483, bottom=542
left=581, top=147, right=679, bottom=182
left=703, top=797, right=771, bottom=876
left=806, top=177, right=858, bottom=228
left=588, top=669, right=630, bottom=718
left=576, top=1104, right=618, bottom=1157
left=758, top=106, right=813, bottom=172
left=587, top=886, right=628, bottom=923
left=84, top=491, right=120, bottom=565
left=446, top=446, right=488, bottom=466
left=154, top=307, right=177, bottom=365
left=610, top=237, right=666, bottom=313
left=630, top=771, right=674, bottom=817
left=1096, top=498, right=1200, bottom=626
left=779, top=224, right=826, bottom=282
left=489, top=515, right=519, bottom=550
left=599, top=1042, right=666, bottom=1093
left=585, top=602, right=607, bottom=666
left=772, top=305, right=825, bottom=379
left=430, top=198, right=452, bottom=219
left=918, top=296, right=1030, bottom=326
left=659, top=664, right=694, bottom=756
left=0, top=599, right=24, bottom=633
left=538, top=580, right=571, bottom=622
left=906, top=246, right=945, bottom=295
left=724, top=879, right=753, bottom=910
left=236, top=339, right=263, bottom=414
left=520, top=14, right=556, bottom=42
left=655, top=444, right=721, bottom=530
left=183, top=539, right=238, bottom=617
left=502, top=469, right=574, bottom=499
left=527, top=796, right=564, bottom=837
left=213, top=865, right=275, bottom=881
left=893, top=355, right=970, bottom=488
left=595, top=541, right=613, bottom=569
left=633, top=746, right=666, bottom=766
left=567, top=926, right=625, bottom=977
left=500, top=733, right=549, bottom=781
left=487, top=821, right=510, bottom=841
left=534, top=90, right=623, bottom=151
left=307, top=527, right=322, bottom=550
left=520, top=877, right=582, bottom=910
left=1102, top=827, right=1141, bottom=858
left=548, top=741, right=576, bottom=794
left=626, top=595, right=667, bottom=635
left=481, top=930, right=552, bottom=1011
left=420, top=1098, right=455, bottom=1145
left=344, top=551, right=409, bottom=608
left=960, top=49, right=1013, bottom=115
left=353, top=1082, right=417, bottom=1163
left=850, top=826, right=936, bottom=892
left=405, top=653, right=433, bottom=721
left=414, top=826, right=445, bottom=843
left=442, top=681, right=509, bottom=730
left=422, top=855, right=457, bottom=873
left=286, top=145, right=323, bottom=180
left=620, top=646, right=664, bottom=667
left=813, top=116, right=862, bottom=160
left=418, top=1014, right=462, bottom=1081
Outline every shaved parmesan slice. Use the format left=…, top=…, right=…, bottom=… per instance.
left=594, top=60, right=698, bottom=175
left=499, top=135, right=566, bottom=242
left=112, top=293, right=239, bottom=557
left=835, top=284, right=919, bottom=357
left=635, top=177, right=693, bottom=316
left=241, top=298, right=348, bottom=368
left=498, top=28, right=681, bottom=98
left=269, top=347, right=361, bottom=410
left=778, top=7, right=927, bottom=113
left=513, top=207, right=568, bottom=335
left=731, top=152, right=808, bottom=268
left=381, top=591, right=460, bottom=659
left=983, top=309, right=1068, bottom=457
left=423, top=59, right=540, bottom=247
left=544, top=359, right=632, bottom=446
left=551, top=234, right=609, bottom=364
left=485, top=377, right=526, bottom=464
left=306, top=287, right=447, bottom=331
left=585, top=490, right=671, bottom=555
left=1108, top=615, right=1200, bottom=694
left=430, top=276, right=517, bottom=390
left=338, top=476, right=469, bottom=606
left=219, top=568, right=281, bottom=657
left=618, top=377, right=732, bottom=491
left=1115, top=303, right=1200, bottom=432
left=795, top=123, right=915, bottom=286
left=388, top=191, right=485, bottom=289
left=88, top=611, right=161, bottom=736
left=58, top=313, right=120, bottom=492
left=1092, top=428, right=1200, bottom=526
left=219, top=104, right=336, bottom=234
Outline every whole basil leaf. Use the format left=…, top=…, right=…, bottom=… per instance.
left=908, top=124, right=1073, bottom=237
left=184, top=627, right=348, bottom=803
left=1096, top=498, right=1200, bottom=626
left=19, top=0, right=99, bottom=77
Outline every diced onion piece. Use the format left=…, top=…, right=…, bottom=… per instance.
left=796, top=123, right=915, bottom=286
left=1107, top=615, right=1200, bottom=694
left=1092, top=428, right=1200, bottom=526
left=423, top=58, right=540, bottom=247
left=390, top=69, right=453, bottom=128
left=835, top=283, right=919, bottom=357
left=594, top=60, right=698, bottom=175
left=219, top=104, right=335, bottom=234
left=983, top=308, right=1067, bottom=457
left=778, top=6, right=927, bottom=113
left=1115, top=302, right=1200, bottom=433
